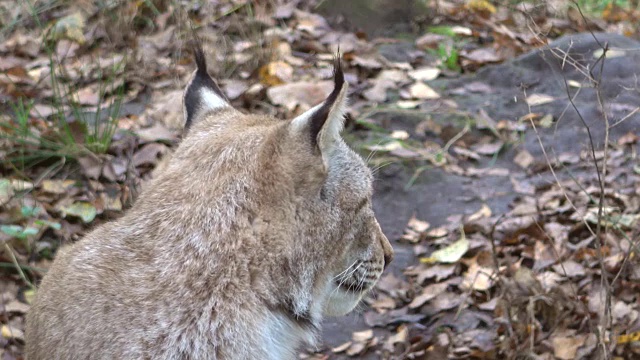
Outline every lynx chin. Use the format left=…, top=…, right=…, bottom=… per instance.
left=26, top=43, right=394, bottom=360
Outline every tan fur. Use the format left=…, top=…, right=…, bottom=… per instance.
left=26, top=62, right=393, bottom=359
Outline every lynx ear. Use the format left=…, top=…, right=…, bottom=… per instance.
left=290, top=57, right=348, bottom=155
left=183, top=45, right=230, bottom=129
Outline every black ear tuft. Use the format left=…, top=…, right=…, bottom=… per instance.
left=308, top=52, right=345, bottom=146
left=183, top=36, right=229, bottom=129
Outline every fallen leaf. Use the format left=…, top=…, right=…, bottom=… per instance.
left=408, top=82, right=440, bottom=100
left=407, top=215, right=430, bottom=232
left=421, top=229, right=469, bottom=264
left=0, top=179, right=12, bottom=204
left=408, top=67, right=440, bottom=81
left=351, top=55, right=383, bottom=70
left=553, top=260, right=586, bottom=278
left=366, top=141, right=402, bottom=153
left=136, top=122, right=177, bottom=143
left=47, top=11, right=86, bottom=44
left=618, top=131, right=639, bottom=145
left=468, top=204, right=492, bottom=222
left=74, top=87, right=100, bottom=106
left=352, top=329, right=373, bottom=342
left=533, top=241, right=556, bottom=270
left=4, top=300, right=29, bottom=314
left=514, top=150, right=534, bottom=169
left=526, top=93, right=556, bottom=106
left=466, top=0, right=497, bottom=14
left=258, top=61, right=293, bottom=86
left=567, top=79, right=582, bottom=88
left=346, top=341, right=367, bottom=356
left=415, top=264, right=457, bottom=283
left=408, top=282, right=449, bottom=309
left=61, top=202, right=97, bottom=223
left=451, top=26, right=473, bottom=36
left=426, top=227, right=448, bottom=238
left=10, top=179, right=34, bottom=191
left=593, top=48, right=626, bottom=59
left=1, top=325, right=24, bottom=341
left=41, top=179, right=76, bottom=194
left=471, top=141, right=503, bottom=156
left=539, top=114, right=554, bottom=127
left=332, top=341, right=352, bottom=353
left=613, top=301, right=633, bottom=320
left=77, top=156, right=103, bottom=180
left=384, top=324, right=408, bottom=352
left=363, top=79, right=394, bottom=102
left=24, top=289, right=36, bottom=305
left=222, top=80, right=249, bottom=100
left=396, top=100, right=422, bottom=109
left=462, top=48, right=502, bottom=64
left=461, top=262, right=495, bottom=291
left=133, top=143, right=169, bottom=167
left=267, top=81, right=333, bottom=111
left=552, top=335, right=585, bottom=360
left=390, top=130, right=410, bottom=140
left=416, top=33, right=449, bottom=50
left=370, top=296, right=396, bottom=311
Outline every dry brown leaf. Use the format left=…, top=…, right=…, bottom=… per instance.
left=533, top=241, right=556, bottom=270
left=41, top=180, right=76, bottom=194
left=461, top=262, right=494, bottom=291
left=415, top=33, right=449, bottom=50
left=370, top=296, right=395, bottom=311
left=468, top=204, right=492, bottom=222
left=136, top=122, right=177, bottom=143
left=4, top=300, right=30, bottom=314
left=408, top=282, right=449, bottom=309
left=258, top=61, right=293, bottom=86
left=267, top=81, right=333, bottom=111
left=77, top=156, right=103, bottom=180
left=472, top=141, right=503, bottom=156
left=426, top=227, right=448, bottom=238
left=363, top=79, right=394, bottom=102
left=1, top=325, right=24, bottom=341
left=408, top=82, right=440, bottom=100
left=383, top=324, right=408, bottom=352
left=331, top=341, right=352, bottom=353
left=525, top=93, right=556, bottom=106
left=552, top=335, right=585, bottom=360
left=462, top=48, right=502, bottom=64
left=553, top=260, right=586, bottom=278
left=352, top=329, right=373, bottom=343
left=416, top=264, right=457, bottom=283
left=408, top=67, right=440, bottom=81
left=514, top=150, right=534, bottom=169
left=407, top=215, right=430, bottom=233
left=133, top=143, right=169, bottom=168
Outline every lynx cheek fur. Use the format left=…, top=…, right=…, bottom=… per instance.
left=25, top=45, right=394, bottom=360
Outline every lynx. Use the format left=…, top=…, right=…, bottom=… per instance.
left=25, top=44, right=393, bottom=360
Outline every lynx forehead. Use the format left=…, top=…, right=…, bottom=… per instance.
left=25, top=43, right=393, bottom=360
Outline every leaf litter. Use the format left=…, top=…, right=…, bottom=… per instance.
left=2, top=0, right=640, bottom=359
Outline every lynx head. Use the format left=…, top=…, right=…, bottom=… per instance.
left=174, top=45, right=393, bottom=325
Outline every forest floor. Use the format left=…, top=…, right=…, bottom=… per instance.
left=2, top=0, right=640, bottom=359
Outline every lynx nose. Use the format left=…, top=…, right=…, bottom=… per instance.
left=373, top=219, right=394, bottom=270
left=379, top=233, right=394, bottom=270
left=383, top=251, right=393, bottom=270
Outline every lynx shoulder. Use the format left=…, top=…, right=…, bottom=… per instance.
left=25, top=43, right=393, bottom=360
